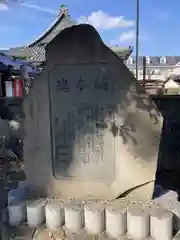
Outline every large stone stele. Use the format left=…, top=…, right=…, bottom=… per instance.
left=23, top=24, right=163, bottom=200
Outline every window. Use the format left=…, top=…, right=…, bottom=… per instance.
left=160, top=56, right=166, bottom=64
left=146, top=56, right=150, bottom=64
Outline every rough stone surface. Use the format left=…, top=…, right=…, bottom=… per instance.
left=53, top=228, right=66, bottom=240
left=23, top=23, right=163, bottom=200
left=11, top=224, right=36, bottom=240
left=33, top=225, right=50, bottom=240
left=154, top=189, right=178, bottom=202
left=174, top=230, right=180, bottom=239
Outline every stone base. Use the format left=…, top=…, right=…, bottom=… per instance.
left=6, top=193, right=180, bottom=240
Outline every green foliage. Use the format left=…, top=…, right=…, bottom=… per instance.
left=60, top=4, right=66, bottom=9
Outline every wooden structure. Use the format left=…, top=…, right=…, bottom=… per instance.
left=139, top=80, right=165, bottom=95
left=139, top=79, right=180, bottom=96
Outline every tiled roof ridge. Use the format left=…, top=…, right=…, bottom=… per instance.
left=28, top=12, right=66, bottom=47
left=1, top=45, right=132, bottom=62
left=28, top=5, right=76, bottom=47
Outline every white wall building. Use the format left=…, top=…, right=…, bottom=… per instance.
left=125, top=56, right=180, bottom=81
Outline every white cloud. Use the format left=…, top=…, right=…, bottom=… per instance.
left=110, top=30, right=136, bottom=45
left=110, top=30, right=150, bottom=46
left=0, top=3, right=8, bottom=11
left=78, top=10, right=135, bottom=30
left=20, top=3, right=57, bottom=15
left=119, top=31, right=136, bottom=42
left=0, top=1, right=57, bottom=15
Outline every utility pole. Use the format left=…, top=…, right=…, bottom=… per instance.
left=136, top=0, right=139, bottom=81
left=142, top=56, right=146, bottom=88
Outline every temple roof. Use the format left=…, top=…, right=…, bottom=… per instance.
left=1, top=7, right=133, bottom=63
left=29, top=7, right=75, bottom=47
left=2, top=45, right=133, bottom=63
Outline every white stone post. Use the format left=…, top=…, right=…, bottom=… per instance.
left=127, top=203, right=150, bottom=239
left=84, top=202, right=105, bottom=235
left=106, top=201, right=127, bottom=238
left=65, top=200, right=84, bottom=232
left=150, top=207, right=173, bottom=240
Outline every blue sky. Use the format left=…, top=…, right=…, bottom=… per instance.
left=0, top=0, right=180, bottom=56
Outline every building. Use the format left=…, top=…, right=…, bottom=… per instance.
left=126, top=56, right=180, bottom=81
left=0, top=6, right=133, bottom=66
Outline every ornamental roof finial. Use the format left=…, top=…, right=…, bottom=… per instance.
left=60, top=4, right=68, bottom=15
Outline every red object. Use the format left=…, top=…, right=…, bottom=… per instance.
left=13, top=79, right=23, bottom=96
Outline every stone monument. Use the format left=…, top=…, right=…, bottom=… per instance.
left=23, top=24, right=163, bottom=200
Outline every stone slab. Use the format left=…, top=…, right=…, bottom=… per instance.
left=23, top=24, right=163, bottom=200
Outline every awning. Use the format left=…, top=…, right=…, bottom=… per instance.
left=0, top=53, right=39, bottom=74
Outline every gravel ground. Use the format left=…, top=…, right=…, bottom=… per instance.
left=0, top=169, right=25, bottom=223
